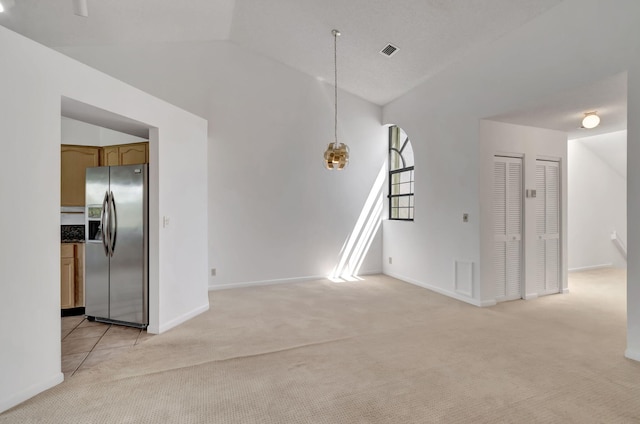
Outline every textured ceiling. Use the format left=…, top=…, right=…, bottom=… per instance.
left=230, top=0, right=564, bottom=104
left=0, top=0, right=235, bottom=46
left=488, top=72, right=627, bottom=140
left=0, top=0, right=564, bottom=105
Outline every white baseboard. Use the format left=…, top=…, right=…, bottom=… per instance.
left=562, top=288, right=570, bottom=294
left=209, top=270, right=383, bottom=292
left=625, top=349, right=640, bottom=362
left=524, top=293, right=539, bottom=300
left=384, top=271, right=484, bottom=307
left=209, top=275, right=325, bottom=291
left=148, top=303, right=210, bottom=335
left=568, top=263, right=612, bottom=272
left=0, top=372, right=63, bottom=413
left=358, top=268, right=383, bottom=276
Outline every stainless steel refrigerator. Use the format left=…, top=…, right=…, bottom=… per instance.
left=85, top=164, right=148, bottom=328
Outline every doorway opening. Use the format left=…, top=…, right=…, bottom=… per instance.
left=59, top=97, right=155, bottom=378
left=485, top=71, right=627, bottom=303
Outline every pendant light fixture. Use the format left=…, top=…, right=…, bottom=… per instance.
left=324, top=29, right=350, bottom=170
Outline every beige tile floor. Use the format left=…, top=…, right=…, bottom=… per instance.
left=61, top=316, right=153, bottom=378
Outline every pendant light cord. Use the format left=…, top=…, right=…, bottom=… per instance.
left=334, top=30, right=339, bottom=148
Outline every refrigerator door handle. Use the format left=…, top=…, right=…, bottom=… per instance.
left=109, top=191, right=118, bottom=256
left=101, top=190, right=110, bottom=256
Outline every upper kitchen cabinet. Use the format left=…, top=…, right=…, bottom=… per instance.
left=101, top=142, right=148, bottom=166
left=101, top=145, right=119, bottom=166
left=61, top=145, right=101, bottom=206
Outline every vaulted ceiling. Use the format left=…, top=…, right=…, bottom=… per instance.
left=0, top=0, right=627, bottom=136
left=0, top=0, right=564, bottom=105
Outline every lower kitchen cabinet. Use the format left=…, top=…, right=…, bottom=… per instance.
left=75, top=243, right=84, bottom=307
left=60, top=243, right=85, bottom=309
left=60, top=256, right=75, bottom=309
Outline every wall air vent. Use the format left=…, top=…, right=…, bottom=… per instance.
left=380, top=44, right=399, bottom=57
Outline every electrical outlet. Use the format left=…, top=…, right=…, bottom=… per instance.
left=163, top=216, right=170, bottom=228
left=211, top=268, right=216, bottom=277
left=463, top=213, right=469, bottom=223
left=388, top=257, right=393, bottom=265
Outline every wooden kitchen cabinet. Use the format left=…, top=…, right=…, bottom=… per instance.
left=60, top=243, right=85, bottom=309
left=101, top=142, right=148, bottom=166
left=60, top=244, right=76, bottom=309
left=75, top=243, right=84, bottom=307
left=61, top=142, right=147, bottom=206
left=61, top=145, right=101, bottom=206
left=119, top=142, right=148, bottom=165
left=102, top=145, right=120, bottom=166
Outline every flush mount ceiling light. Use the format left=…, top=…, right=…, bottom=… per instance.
left=581, top=111, right=600, bottom=129
left=323, top=29, right=349, bottom=170
left=0, top=0, right=16, bottom=13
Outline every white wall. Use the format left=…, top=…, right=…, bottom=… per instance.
left=381, top=0, right=640, bottom=307
left=479, top=121, right=568, bottom=302
left=206, top=46, right=386, bottom=286
left=0, top=26, right=209, bottom=412
left=61, top=116, right=146, bottom=146
left=568, top=131, right=627, bottom=270
left=56, top=41, right=387, bottom=288
left=48, top=0, right=640, bottom=361
left=381, top=111, right=482, bottom=304
left=627, top=50, right=640, bottom=361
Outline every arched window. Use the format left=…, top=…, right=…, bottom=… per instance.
left=388, top=126, right=414, bottom=220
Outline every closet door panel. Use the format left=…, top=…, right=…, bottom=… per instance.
left=536, top=160, right=560, bottom=295
left=494, top=157, right=523, bottom=302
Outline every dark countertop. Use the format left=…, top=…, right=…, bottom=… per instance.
left=61, top=225, right=85, bottom=243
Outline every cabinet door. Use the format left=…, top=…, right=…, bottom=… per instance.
left=61, top=145, right=101, bottom=206
left=60, top=243, right=74, bottom=259
left=61, top=257, right=75, bottom=309
left=118, top=143, right=148, bottom=165
left=102, top=146, right=120, bottom=166
left=75, top=243, right=85, bottom=307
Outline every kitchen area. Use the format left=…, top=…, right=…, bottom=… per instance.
left=60, top=117, right=152, bottom=377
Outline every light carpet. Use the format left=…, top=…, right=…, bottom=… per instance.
left=2, top=270, right=639, bottom=423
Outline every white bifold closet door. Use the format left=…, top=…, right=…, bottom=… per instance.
left=494, top=156, right=523, bottom=301
left=536, top=160, right=560, bottom=295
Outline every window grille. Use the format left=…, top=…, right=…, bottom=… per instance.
left=388, top=126, right=414, bottom=220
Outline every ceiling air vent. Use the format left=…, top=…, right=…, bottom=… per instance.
left=380, top=43, right=399, bottom=57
